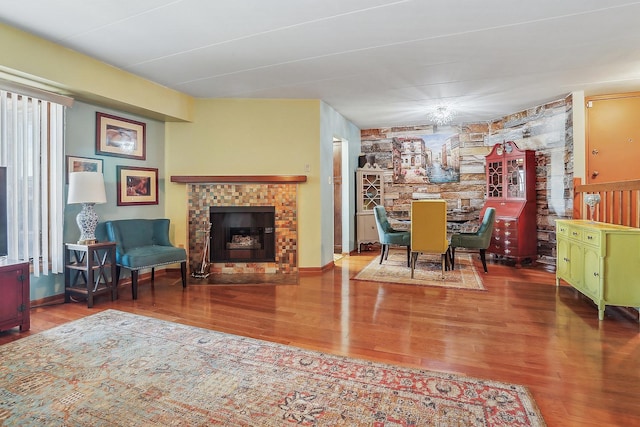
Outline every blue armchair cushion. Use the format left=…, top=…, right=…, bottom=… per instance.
left=119, top=245, right=186, bottom=270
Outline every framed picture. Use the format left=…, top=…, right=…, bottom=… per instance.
left=116, top=166, right=158, bottom=206
left=96, top=112, right=146, bottom=160
left=66, top=155, right=103, bottom=179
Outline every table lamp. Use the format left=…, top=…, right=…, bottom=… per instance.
left=584, top=193, right=601, bottom=223
left=67, top=171, right=107, bottom=244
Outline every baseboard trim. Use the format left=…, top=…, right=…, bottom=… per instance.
left=299, top=261, right=334, bottom=274
left=30, top=269, right=166, bottom=308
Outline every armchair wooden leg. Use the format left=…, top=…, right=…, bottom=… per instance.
left=180, top=261, right=187, bottom=288
left=406, top=245, right=411, bottom=267
left=379, top=244, right=386, bottom=264
left=151, top=267, right=155, bottom=282
left=131, top=270, right=138, bottom=300
left=479, top=249, right=488, bottom=273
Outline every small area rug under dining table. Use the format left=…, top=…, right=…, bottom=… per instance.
left=354, top=248, right=486, bottom=290
left=0, top=310, right=544, bottom=426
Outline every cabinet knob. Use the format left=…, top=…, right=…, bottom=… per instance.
left=593, top=272, right=599, bottom=277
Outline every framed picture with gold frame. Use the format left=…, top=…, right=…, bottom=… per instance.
left=116, top=165, right=158, bottom=206
left=96, top=112, right=146, bottom=160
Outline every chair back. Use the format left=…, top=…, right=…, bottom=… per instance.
left=410, top=200, right=449, bottom=254
left=476, top=207, right=496, bottom=248
left=373, top=205, right=393, bottom=243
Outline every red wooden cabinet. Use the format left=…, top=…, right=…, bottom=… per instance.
left=0, top=259, right=30, bottom=332
left=482, top=141, right=537, bottom=267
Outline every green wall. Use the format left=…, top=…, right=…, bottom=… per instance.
left=30, top=101, right=167, bottom=301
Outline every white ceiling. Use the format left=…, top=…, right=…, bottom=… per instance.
left=1, top=0, right=640, bottom=128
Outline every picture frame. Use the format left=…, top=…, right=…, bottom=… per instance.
left=96, top=112, right=146, bottom=160
left=116, top=166, right=158, bottom=206
left=66, top=155, right=103, bottom=180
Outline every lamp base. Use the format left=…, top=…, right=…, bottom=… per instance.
left=76, top=203, right=99, bottom=245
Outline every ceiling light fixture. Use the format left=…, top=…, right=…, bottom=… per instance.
left=429, top=104, right=456, bottom=126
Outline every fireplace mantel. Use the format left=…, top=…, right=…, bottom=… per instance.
left=171, top=175, right=307, bottom=184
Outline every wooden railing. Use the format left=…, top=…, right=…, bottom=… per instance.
left=573, top=178, right=640, bottom=227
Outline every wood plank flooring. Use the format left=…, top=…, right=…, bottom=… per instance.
left=2, top=251, right=639, bottom=426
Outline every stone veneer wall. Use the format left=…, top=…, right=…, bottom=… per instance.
left=360, top=94, right=573, bottom=267
left=187, top=183, right=298, bottom=274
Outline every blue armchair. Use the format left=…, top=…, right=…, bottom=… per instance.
left=373, top=205, right=411, bottom=267
left=103, top=219, right=187, bottom=299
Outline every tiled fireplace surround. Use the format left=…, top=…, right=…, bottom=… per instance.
left=187, top=183, right=299, bottom=274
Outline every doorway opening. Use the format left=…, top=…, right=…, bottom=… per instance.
left=333, top=138, right=342, bottom=256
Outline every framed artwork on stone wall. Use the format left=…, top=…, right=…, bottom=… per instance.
left=392, top=130, right=460, bottom=184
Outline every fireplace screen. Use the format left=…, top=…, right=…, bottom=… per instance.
left=210, top=206, right=275, bottom=262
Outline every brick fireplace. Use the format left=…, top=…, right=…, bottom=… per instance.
left=176, top=175, right=306, bottom=275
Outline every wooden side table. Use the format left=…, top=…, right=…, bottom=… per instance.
left=65, top=242, right=117, bottom=308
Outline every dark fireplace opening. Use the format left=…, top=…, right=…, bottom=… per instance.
left=210, top=206, right=275, bottom=262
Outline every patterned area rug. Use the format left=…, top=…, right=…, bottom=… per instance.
left=0, top=310, right=544, bottom=426
left=354, top=248, right=486, bottom=290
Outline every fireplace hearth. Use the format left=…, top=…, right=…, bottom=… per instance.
left=210, top=206, right=275, bottom=262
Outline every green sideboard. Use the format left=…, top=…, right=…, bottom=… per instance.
left=556, top=219, right=640, bottom=320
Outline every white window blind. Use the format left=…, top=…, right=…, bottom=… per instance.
left=0, top=90, right=65, bottom=276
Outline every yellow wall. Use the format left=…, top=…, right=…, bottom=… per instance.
left=165, top=98, right=323, bottom=268
left=1, top=23, right=333, bottom=269
left=0, top=23, right=193, bottom=122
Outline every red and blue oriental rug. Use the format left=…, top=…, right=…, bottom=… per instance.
left=0, top=310, right=544, bottom=426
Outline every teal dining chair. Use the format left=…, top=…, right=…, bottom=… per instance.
left=373, top=205, right=411, bottom=267
left=449, top=207, right=496, bottom=273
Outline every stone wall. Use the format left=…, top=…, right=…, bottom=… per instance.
left=360, top=95, right=573, bottom=266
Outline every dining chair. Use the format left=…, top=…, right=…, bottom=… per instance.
left=449, top=207, right=496, bottom=273
left=373, top=205, right=411, bottom=266
left=410, top=200, right=450, bottom=278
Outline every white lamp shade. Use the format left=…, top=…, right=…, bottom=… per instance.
left=67, top=172, right=107, bottom=204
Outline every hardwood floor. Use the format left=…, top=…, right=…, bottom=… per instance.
left=2, top=251, right=639, bottom=426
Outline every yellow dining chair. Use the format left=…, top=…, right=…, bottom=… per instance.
left=410, top=200, right=450, bottom=278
